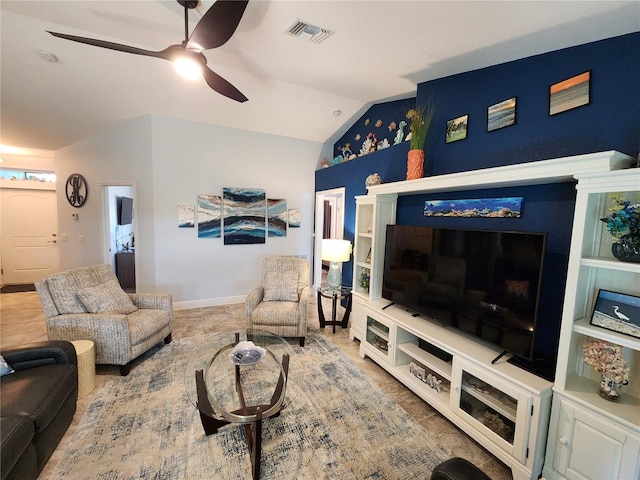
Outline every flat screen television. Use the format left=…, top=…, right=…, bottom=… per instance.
left=118, top=196, right=133, bottom=225
left=382, top=224, right=552, bottom=377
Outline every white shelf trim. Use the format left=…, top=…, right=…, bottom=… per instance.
left=367, top=150, right=633, bottom=196
left=573, top=318, right=640, bottom=351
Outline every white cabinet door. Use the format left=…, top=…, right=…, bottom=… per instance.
left=451, top=358, right=532, bottom=463
left=552, top=397, right=640, bottom=480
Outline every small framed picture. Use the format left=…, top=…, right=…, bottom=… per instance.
left=590, top=289, right=640, bottom=339
left=549, top=71, right=591, bottom=116
left=487, top=97, right=517, bottom=132
left=446, top=114, right=468, bottom=143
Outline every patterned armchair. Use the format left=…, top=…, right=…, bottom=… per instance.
left=35, top=264, right=172, bottom=376
left=245, top=256, right=309, bottom=346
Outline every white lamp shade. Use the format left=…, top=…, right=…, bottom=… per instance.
left=321, top=239, right=352, bottom=262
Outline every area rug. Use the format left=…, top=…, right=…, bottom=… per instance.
left=43, top=332, right=450, bottom=479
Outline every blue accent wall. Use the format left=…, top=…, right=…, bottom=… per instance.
left=315, top=32, right=639, bottom=369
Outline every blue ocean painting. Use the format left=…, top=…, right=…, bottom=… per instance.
left=178, top=204, right=195, bottom=228
left=424, top=197, right=523, bottom=218
left=223, top=188, right=266, bottom=245
left=488, top=97, right=516, bottom=132
left=288, top=209, right=301, bottom=228
left=197, top=195, right=221, bottom=238
left=267, top=199, right=287, bottom=237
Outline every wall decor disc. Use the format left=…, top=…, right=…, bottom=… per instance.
left=65, top=173, right=88, bottom=207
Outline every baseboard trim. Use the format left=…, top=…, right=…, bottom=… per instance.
left=173, top=295, right=246, bottom=311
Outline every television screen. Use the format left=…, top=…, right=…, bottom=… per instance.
left=382, top=225, right=547, bottom=364
left=119, top=196, right=133, bottom=225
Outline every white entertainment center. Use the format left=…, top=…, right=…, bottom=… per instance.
left=348, top=151, right=637, bottom=480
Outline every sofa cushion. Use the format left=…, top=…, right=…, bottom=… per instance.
left=46, top=265, right=117, bottom=315
left=126, top=309, right=171, bottom=346
left=263, top=270, right=298, bottom=302
left=0, top=364, right=77, bottom=433
left=251, top=301, right=300, bottom=326
left=0, top=415, right=36, bottom=480
left=77, top=279, right=137, bottom=314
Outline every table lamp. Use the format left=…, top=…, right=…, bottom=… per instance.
left=322, top=239, right=352, bottom=290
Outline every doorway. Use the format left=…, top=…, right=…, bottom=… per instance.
left=102, top=184, right=136, bottom=292
left=1, top=187, right=59, bottom=284
left=313, top=187, right=345, bottom=289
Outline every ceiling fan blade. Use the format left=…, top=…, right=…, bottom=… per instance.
left=201, top=66, right=248, bottom=102
left=47, top=31, right=168, bottom=60
left=186, top=0, right=249, bottom=51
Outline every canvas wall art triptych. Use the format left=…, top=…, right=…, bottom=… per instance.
left=178, top=188, right=300, bottom=245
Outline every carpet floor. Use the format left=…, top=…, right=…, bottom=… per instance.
left=42, top=330, right=451, bottom=479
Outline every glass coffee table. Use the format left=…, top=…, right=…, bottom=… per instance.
left=185, top=329, right=303, bottom=479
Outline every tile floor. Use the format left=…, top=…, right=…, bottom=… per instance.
left=0, top=291, right=512, bottom=480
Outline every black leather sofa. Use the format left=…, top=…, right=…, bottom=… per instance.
left=1, top=341, right=78, bottom=480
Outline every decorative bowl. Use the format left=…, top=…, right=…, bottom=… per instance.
left=228, top=341, right=266, bottom=365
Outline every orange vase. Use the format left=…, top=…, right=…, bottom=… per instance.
left=407, top=149, right=425, bottom=180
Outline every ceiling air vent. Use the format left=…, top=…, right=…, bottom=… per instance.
left=286, top=20, right=333, bottom=44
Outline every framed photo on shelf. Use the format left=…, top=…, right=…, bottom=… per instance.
left=549, top=71, right=590, bottom=116
left=590, top=289, right=640, bottom=339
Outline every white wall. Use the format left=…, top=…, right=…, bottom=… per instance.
left=55, top=114, right=322, bottom=306
left=150, top=115, right=320, bottom=307
left=55, top=116, right=153, bottom=278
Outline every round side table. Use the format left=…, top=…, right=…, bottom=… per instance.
left=71, top=340, right=96, bottom=399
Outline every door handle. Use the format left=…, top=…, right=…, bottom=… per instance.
left=48, top=240, right=57, bottom=244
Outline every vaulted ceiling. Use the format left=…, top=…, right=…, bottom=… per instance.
left=1, top=1, right=638, bottom=151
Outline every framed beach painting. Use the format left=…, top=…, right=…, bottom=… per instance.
left=590, top=289, right=640, bottom=339
left=487, top=97, right=516, bottom=132
left=549, top=71, right=590, bottom=116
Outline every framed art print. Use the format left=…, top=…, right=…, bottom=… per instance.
left=487, top=97, right=516, bottom=132
left=446, top=114, right=468, bottom=143
left=549, top=71, right=590, bottom=116
left=590, top=289, right=640, bottom=339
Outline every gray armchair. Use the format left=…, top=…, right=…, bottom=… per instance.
left=245, top=256, right=309, bottom=346
left=35, top=264, right=172, bottom=376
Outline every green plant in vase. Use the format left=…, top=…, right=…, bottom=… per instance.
left=600, top=192, right=640, bottom=262
left=405, top=99, right=436, bottom=180
left=359, top=268, right=370, bottom=292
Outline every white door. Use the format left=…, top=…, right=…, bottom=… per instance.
left=1, top=188, right=59, bottom=284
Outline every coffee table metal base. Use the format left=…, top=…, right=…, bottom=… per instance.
left=195, top=354, right=290, bottom=479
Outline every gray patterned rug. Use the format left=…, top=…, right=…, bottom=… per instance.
left=44, top=332, right=450, bottom=479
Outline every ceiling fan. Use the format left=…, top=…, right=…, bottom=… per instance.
left=47, top=0, right=249, bottom=102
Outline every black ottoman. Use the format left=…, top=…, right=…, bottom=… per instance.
left=431, top=457, right=492, bottom=480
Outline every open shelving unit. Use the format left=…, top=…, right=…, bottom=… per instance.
left=348, top=151, right=636, bottom=480
left=543, top=168, right=640, bottom=480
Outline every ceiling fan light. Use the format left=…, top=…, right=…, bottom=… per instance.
left=173, top=57, right=202, bottom=80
